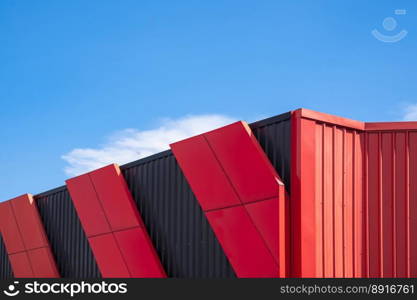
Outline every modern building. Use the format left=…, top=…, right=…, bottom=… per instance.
left=1, top=108, right=416, bottom=278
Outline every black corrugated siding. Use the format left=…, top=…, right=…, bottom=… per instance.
left=35, top=187, right=101, bottom=278
left=250, top=112, right=292, bottom=192
left=0, top=234, right=13, bottom=279
left=121, top=151, right=236, bottom=278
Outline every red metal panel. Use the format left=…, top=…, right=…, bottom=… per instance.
left=353, top=132, right=365, bottom=278
left=366, top=133, right=380, bottom=277
left=66, top=174, right=111, bottom=237
left=10, top=195, right=48, bottom=250
left=88, top=233, right=130, bottom=278
left=366, top=122, right=417, bottom=131
left=205, top=121, right=280, bottom=204
left=343, top=130, right=354, bottom=278
left=0, top=201, right=25, bottom=254
left=410, top=132, right=417, bottom=277
left=170, top=135, right=240, bottom=211
left=244, top=198, right=279, bottom=264
left=308, top=123, right=362, bottom=278
left=27, top=248, right=59, bottom=278
left=299, top=108, right=365, bottom=130
left=114, top=228, right=166, bottom=278
left=323, top=125, right=334, bottom=277
left=290, top=112, right=317, bottom=277
left=394, top=132, right=407, bottom=277
left=9, top=252, right=33, bottom=278
left=381, top=133, right=394, bottom=277
left=279, top=187, right=290, bottom=278
left=334, top=127, right=344, bottom=278
left=206, top=206, right=278, bottom=277
left=292, top=109, right=381, bottom=278
left=314, top=123, right=324, bottom=277
left=89, top=164, right=142, bottom=231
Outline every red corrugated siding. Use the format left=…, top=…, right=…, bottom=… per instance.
left=302, top=120, right=364, bottom=277
left=410, top=132, right=417, bottom=277
left=364, top=130, right=417, bottom=277
left=292, top=108, right=417, bottom=278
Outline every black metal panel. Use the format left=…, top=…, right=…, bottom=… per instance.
left=121, top=152, right=236, bottom=278
left=250, top=112, right=292, bottom=192
left=35, top=187, right=101, bottom=278
left=0, top=234, right=13, bottom=279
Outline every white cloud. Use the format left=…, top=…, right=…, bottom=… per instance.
left=403, top=104, right=417, bottom=121
left=62, top=114, right=236, bottom=176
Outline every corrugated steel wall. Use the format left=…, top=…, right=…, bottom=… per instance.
left=293, top=109, right=417, bottom=278
left=313, top=122, right=365, bottom=277
left=121, top=151, right=236, bottom=278
left=4, top=109, right=415, bottom=279
left=365, top=129, right=417, bottom=277
left=0, top=234, right=13, bottom=279
left=35, top=187, right=101, bottom=278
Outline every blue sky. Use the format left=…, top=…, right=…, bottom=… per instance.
left=1, top=0, right=416, bottom=201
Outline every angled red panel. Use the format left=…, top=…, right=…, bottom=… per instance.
left=0, top=201, right=25, bottom=254
left=9, top=252, right=33, bottom=278
left=66, top=164, right=165, bottom=278
left=27, top=248, right=59, bottom=278
left=89, top=164, right=142, bottom=231
left=0, top=195, right=59, bottom=278
left=88, top=233, right=130, bottom=278
left=171, top=120, right=287, bottom=278
left=66, top=174, right=111, bottom=237
left=206, top=206, right=278, bottom=277
left=10, top=195, right=48, bottom=250
left=114, top=227, right=166, bottom=278
left=171, top=135, right=240, bottom=211
left=205, top=121, right=280, bottom=204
